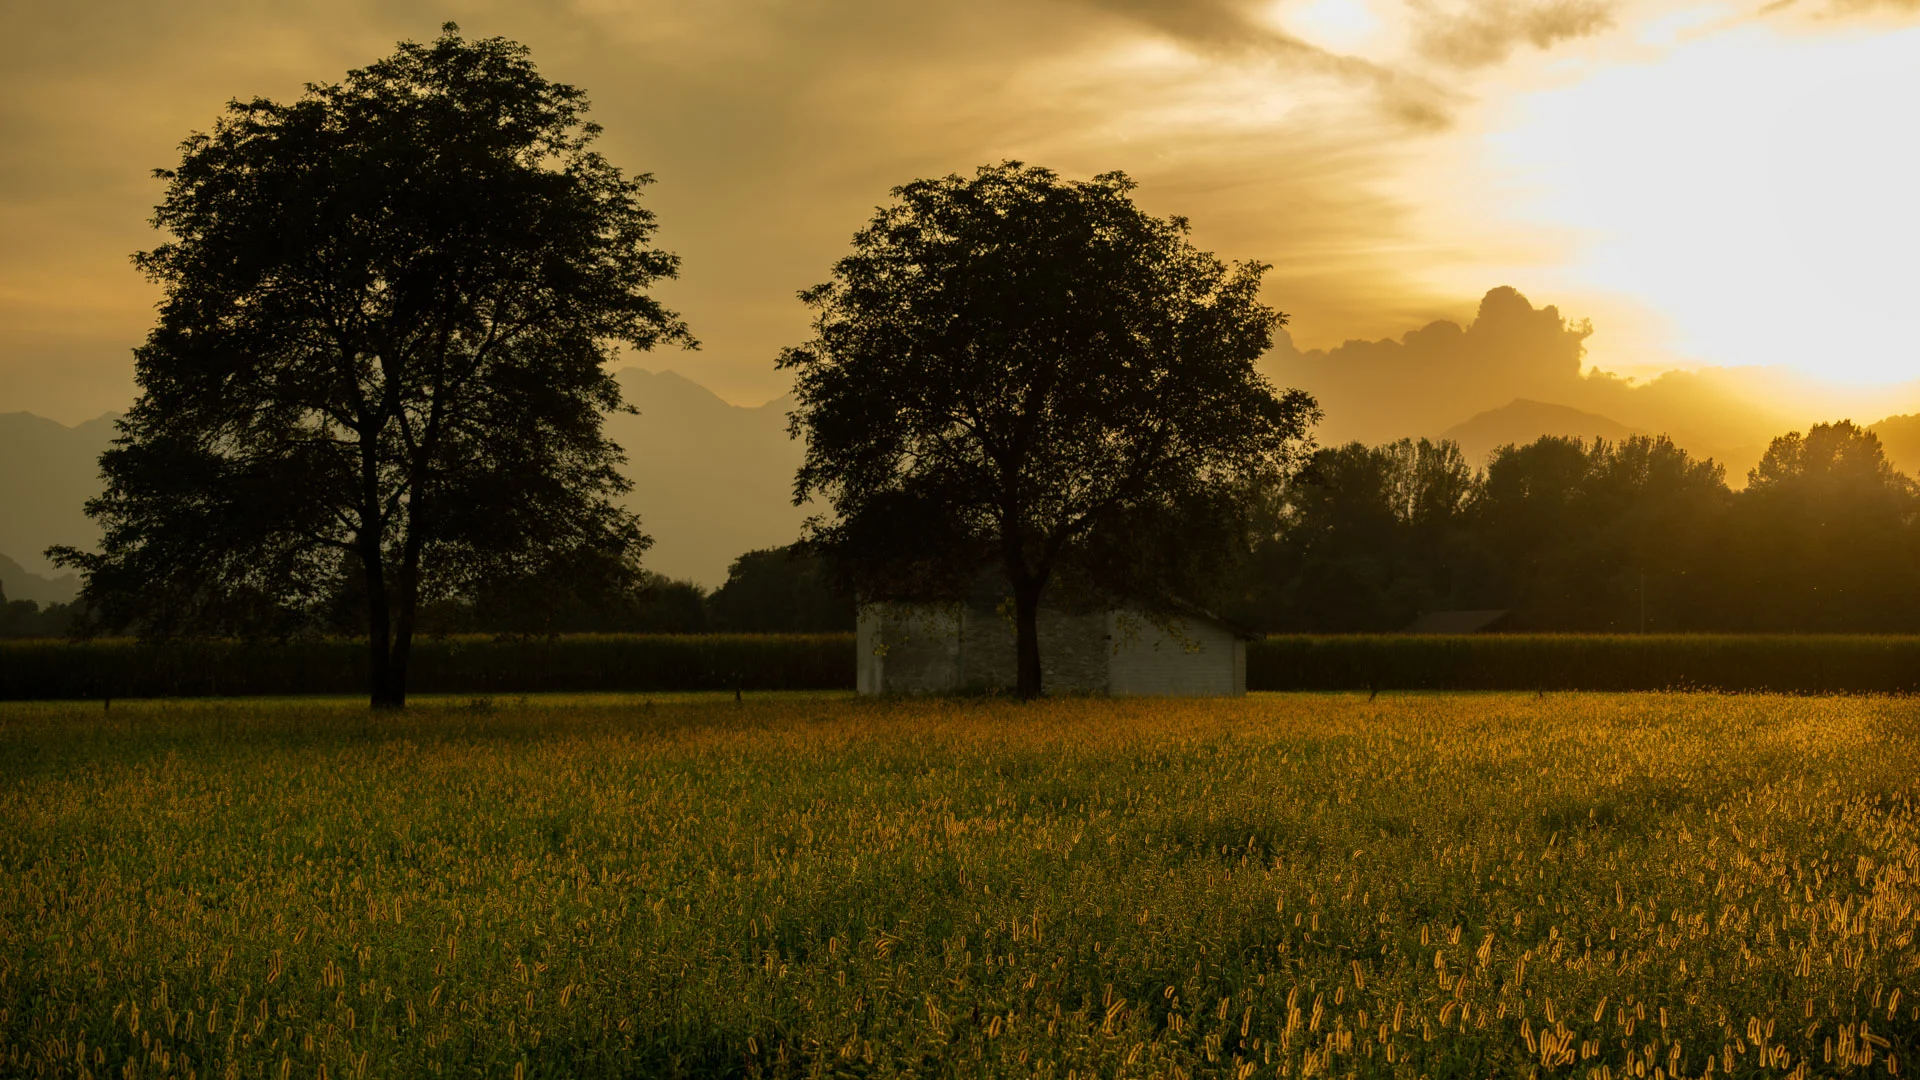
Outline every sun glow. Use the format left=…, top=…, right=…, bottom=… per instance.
left=1488, top=22, right=1920, bottom=386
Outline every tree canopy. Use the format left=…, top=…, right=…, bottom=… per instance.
left=782, top=162, right=1316, bottom=697
left=1223, top=424, right=1920, bottom=633
left=1728, top=421, right=1920, bottom=630
left=52, top=26, right=688, bottom=706
left=708, top=547, right=853, bottom=633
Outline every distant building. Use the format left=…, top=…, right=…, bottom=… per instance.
left=1400, top=609, right=1511, bottom=634
left=856, top=583, right=1252, bottom=696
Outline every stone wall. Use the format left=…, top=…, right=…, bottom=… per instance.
left=857, top=603, right=963, bottom=694
left=858, top=599, right=1246, bottom=696
left=958, top=604, right=1109, bottom=693
left=1106, top=611, right=1243, bottom=696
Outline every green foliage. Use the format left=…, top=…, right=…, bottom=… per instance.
left=1233, top=424, right=1920, bottom=633
left=53, top=25, right=687, bottom=707
left=442, top=573, right=712, bottom=635
left=1, top=693, right=1916, bottom=1078
left=1236, top=438, right=1481, bottom=632
left=1731, top=421, right=1920, bottom=630
left=783, top=161, right=1316, bottom=696
left=1476, top=434, right=1730, bottom=630
left=708, top=546, right=852, bottom=632
left=0, top=579, right=76, bottom=638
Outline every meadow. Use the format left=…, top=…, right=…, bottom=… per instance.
left=2, top=692, right=1917, bottom=1079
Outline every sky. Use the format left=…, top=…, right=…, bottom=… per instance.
left=2, top=0, right=1918, bottom=424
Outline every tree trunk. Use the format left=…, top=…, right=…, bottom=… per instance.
left=386, top=534, right=424, bottom=712
left=370, top=657, right=405, bottom=709
left=1012, top=574, right=1044, bottom=700
left=363, top=549, right=403, bottom=710
left=383, top=631, right=412, bottom=710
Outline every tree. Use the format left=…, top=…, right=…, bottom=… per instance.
left=446, top=570, right=709, bottom=635
left=708, top=546, right=853, bottom=633
left=1227, top=438, right=1482, bottom=632
left=1573, top=435, right=1729, bottom=631
left=782, top=163, right=1316, bottom=697
left=1471, top=435, right=1731, bottom=629
left=50, top=26, right=688, bottom=706
left=1727, top=421, right=1920, bottom=630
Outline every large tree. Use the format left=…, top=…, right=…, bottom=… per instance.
left=1726, top=421, right=1920, bottom=630
left=1475, top=435, right=1729, bottom=630
left=782, top=162, right=1316, bottom=698
left=1234, top=438, right=1481, bottom=633
left=51, top=26, right=689, bottom=707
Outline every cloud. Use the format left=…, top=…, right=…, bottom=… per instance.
left=1266, top=286, right=1593, bottom=445
left=1411, top=0, right=1617, bottom=68
left=1761, top=0, right=1920, bottom=15
left=14, top=0, right=1901, bottom=428
left=0, top=0, right=1473, bottom=420
left=1262, top=283, right=1920, bottom=480
left=1077, top=0, right=1458, bottom=126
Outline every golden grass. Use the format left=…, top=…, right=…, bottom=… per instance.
left=1, top=691, right=1916, bottom=1078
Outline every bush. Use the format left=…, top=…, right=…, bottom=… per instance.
left=1249, top=633, right=1920, bottom=694
left=0, top=633, right=854, bottom=700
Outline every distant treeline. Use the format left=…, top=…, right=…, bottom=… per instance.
left=452, top=546, right=853, bottom=636
left=0, top=590, right=74, bottom=638
left=0, top=547, right=851, bottom=640
left=1220, top=421, right=1920, bottom=633
left=14, top=421, right=1917, bottom=643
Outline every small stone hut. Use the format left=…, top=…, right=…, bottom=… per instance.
left=856, top=582, right=1251, bottom=696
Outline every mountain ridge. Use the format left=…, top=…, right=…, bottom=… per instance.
left=9, top=288, right=1920, bottom=590
left=1439, top=399, right=1645, bottom=468
left=0, top=373, right=804, bottom=590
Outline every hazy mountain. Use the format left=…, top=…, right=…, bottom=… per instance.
left=1266, top=287, right=1593, bottom=446
left=0, top=552, right=79, bottom=606
left=1263, top=286, right=1918, bottom=481
left=0, top=374, right=804, bottom=591
left=0, top=410, right=115, bottom=578
left=1440, top=400, right=1643, bottom=468
left=607, top=367, right=807, bottom=587
left=7, top=287, right=1915, bottom=593
left=1870, top=414, right=1920, bottom=479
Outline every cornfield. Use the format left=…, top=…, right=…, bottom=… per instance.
left=2, top=691, right=1917, bottom=1078
left=14, top=635, right=1920, bottom=701
left=0, top=635, right=855, bottom=700
left=1249, top=636, right=1920, bottom=695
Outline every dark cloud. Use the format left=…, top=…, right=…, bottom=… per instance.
left=1076, top=0, right=1271, bottom=44
left=1411, top=0, right=1617, bottom=68
left=1078, top=0, right=1456, bottom=127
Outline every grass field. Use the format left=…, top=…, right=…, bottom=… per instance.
left=3, top=692, right=1918, bottom=1079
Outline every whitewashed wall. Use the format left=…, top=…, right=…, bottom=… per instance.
left=1105, top=612, right=1244, bottom=697
left=856, top=603, right=963, bottom=695
left=859, top=601, right=1246, bottom=696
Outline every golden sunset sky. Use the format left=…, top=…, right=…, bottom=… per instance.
left=3, top=0, right=1917, bottom=424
